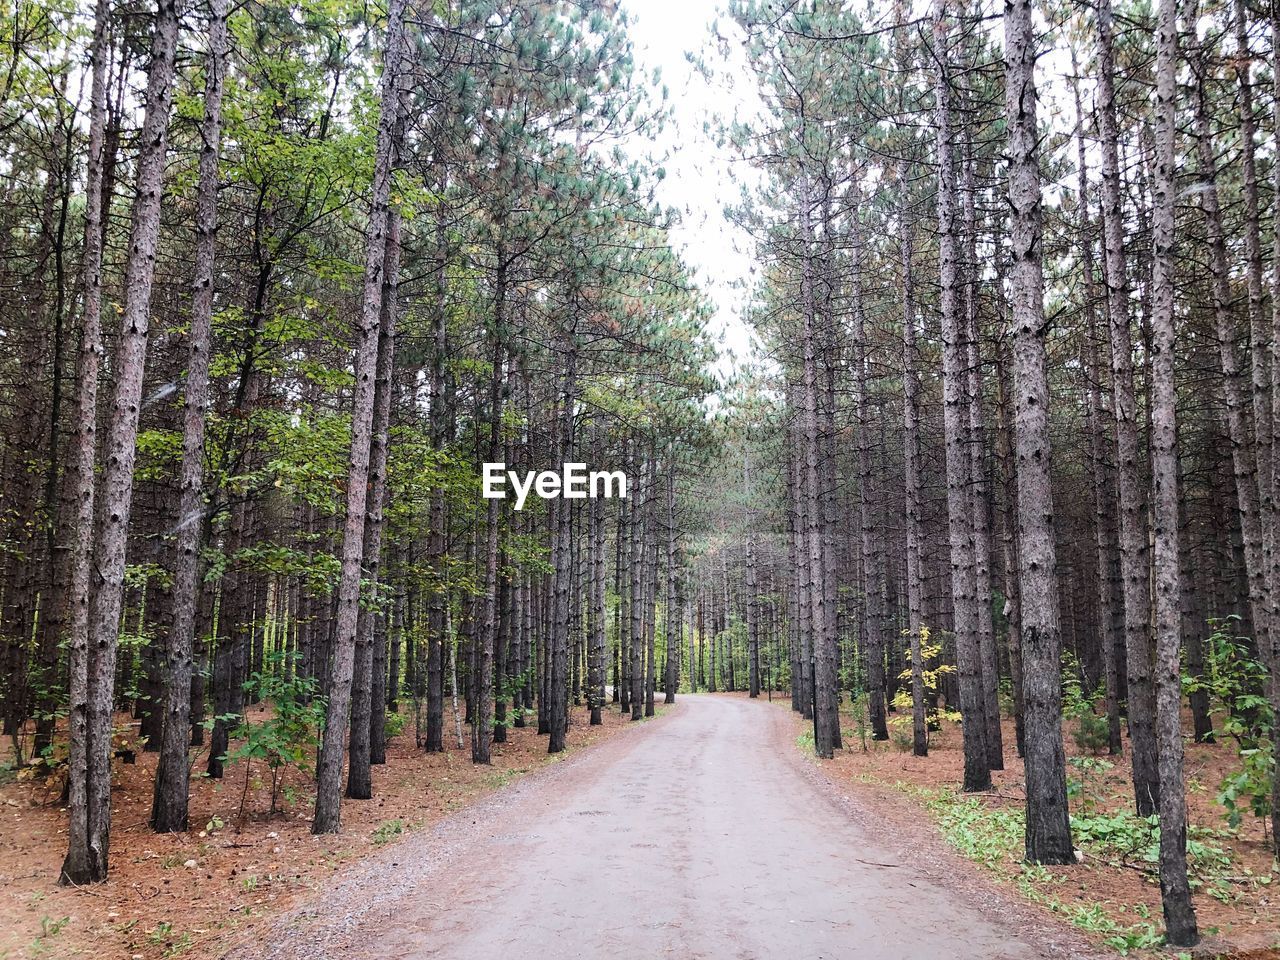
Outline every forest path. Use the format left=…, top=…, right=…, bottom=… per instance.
left=235, top=696, right=1078, bottom=960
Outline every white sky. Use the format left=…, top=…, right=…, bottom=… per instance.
left=621, top=0, right=760, bottom=381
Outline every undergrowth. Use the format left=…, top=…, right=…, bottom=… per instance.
left=883, top=780, right=1260, bottom=954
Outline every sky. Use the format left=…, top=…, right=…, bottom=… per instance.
left=619, top=0, right=760, bottom=381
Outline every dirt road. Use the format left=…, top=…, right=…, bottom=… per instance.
left=237, top=696, right=1092, bottom=960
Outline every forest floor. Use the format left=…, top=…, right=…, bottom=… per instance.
left=778, top=692, right=1280, bottom=959
left=0, top=700, right=639, bottom=960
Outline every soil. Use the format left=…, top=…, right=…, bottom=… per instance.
left=0, top=700, right=638, bottom=960
left=795, top=693, right=1280, bottom=959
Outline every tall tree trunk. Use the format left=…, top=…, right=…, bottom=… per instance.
left=346, top=251, right=397, bottom=787
left=1232, top=0, right=1273, bottom=605
left=644, top=489, right=658, bottom=717
left=31, top=85, right=75, bottom=760
left=962, top=144, right=1002, bottom=770
left=58, top=0, right=112, bottom=886
left=664, top=470, right=679, bottom=705
left=589, top=482, right=606, bottom=723
left=548, top=343, right=576, bottom=751
left=1005, top=0, right=1072, bottom=864
left=901, top=211, right=927, bottom=759
left=359, top=204, right=403, bottom=777
left=313, top=0, right=405, bottom=833
left=1149, top=0, right=1198, bottom=942
left=892, top=10, right=928, bottom=760
left=473, top=339, right=503, bottom=765
left=1096, top=0, right=1160, bottom=816
left=852, top=186, right=887, bottom=740
left=933, top=1, right=989, bottom=789
left=995, top=338, right=1027, bottom=758
left=151, top=0, right=230, bottom=833
left=1071, top=68, right=1124, bottom=756
left=629, top=457, right=645, bottom=720
left=67, top=0, right=180, bottom=882
left=817, top=216, right=842, bottom=747
left=424, top=219, right=449, bottom=754
left=799, top=180, right=836, bottom=757
left=619, top=495, right=632, bottom=712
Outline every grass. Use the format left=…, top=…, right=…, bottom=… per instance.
left=496, top=765, right=533, bottom=787
left=876, top=779, right=1229, bottom=955
left=28, top=916, right=69, bottom=957
left=146, top=921, right=194, bottom=958
left=371, top=818, right=406, bottom=845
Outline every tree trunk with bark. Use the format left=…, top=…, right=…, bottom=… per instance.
left=934, top=1, right=989, bottom=790
left=589, top=483, right=606, bottom=723
left=1005, top=0, right=1073, bottom=864
left=66, top=0, right=180, bottom=881
left=58, top=0, right=112, bottom=886
left=424, top=220, right=449, bottom=755
left=548, top=343, right=576, bottom=751
left=962, top=145, right=1002, bottom=771
left=151, top=0, right=230, bottom=833
left=313, top=0, right=405, bottom=833
left=473, top=339, right=503, bottom=765
left=851, top=186, right=888, bottom=741
left=630, top=457, right=645, bottom=721
left=1096, top=0, right=1160, bottom=817
left=901, top=212, right=927, bottom=759
left=798, top=178, right=837, bottom=758
left=665, top=469, right=679, bottom=705
left=360, top=204, right=403, bottom=775
left=1070, top=66, right=1124, bottom=757
left=1149, top=0, right=1198, bottom=941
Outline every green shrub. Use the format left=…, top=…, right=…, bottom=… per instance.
left=1066, top=756, right=1114, bottom=814
left=1062, top=663, right=1110, bottom=755
left=1217, top=746, right=1274, bottom=831
left=1188, top=619, right=1275, bottom=832
left=221, top=651, right=326, bottom=821
left=383, top=709, right=407, bottom=741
